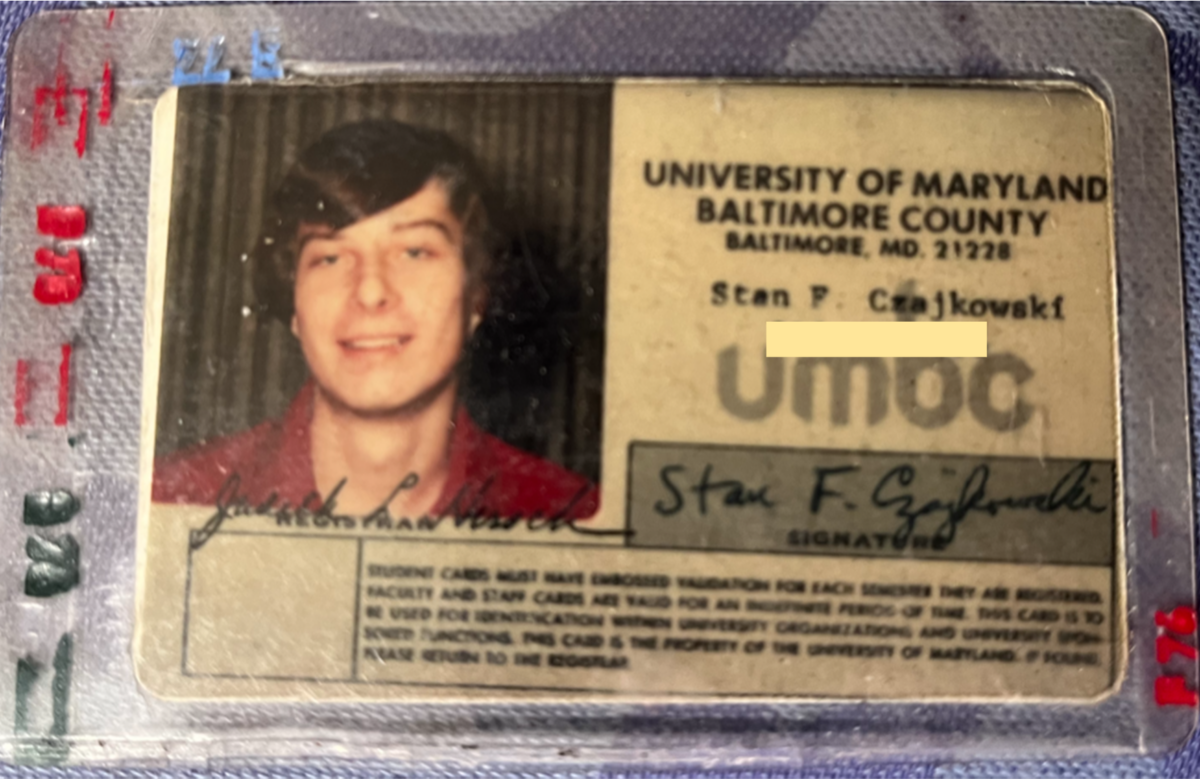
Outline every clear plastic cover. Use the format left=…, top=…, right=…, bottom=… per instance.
left=0, top=2, right=1191, bottom=768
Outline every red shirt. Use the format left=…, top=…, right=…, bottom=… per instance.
left=152, top=383, right=599, bottom=520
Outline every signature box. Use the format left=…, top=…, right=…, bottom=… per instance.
left=626, top=442, right=1115, bottom=566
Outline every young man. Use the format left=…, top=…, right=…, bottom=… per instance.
left=153, top=120, right=599, bottom=521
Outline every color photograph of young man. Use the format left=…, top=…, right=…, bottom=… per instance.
left=153, top=120, right=599, bottom=523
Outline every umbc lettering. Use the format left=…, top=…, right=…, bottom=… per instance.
left=719, top=348, right=1036, bottom=432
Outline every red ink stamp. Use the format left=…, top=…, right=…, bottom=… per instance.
left=30, top=64, right=113, bottom=156
left=14, top=360, right=30, bottom=427
left=1154, top=607, right=1199, bottom=707
left=99, top=61, right=113, bottom=126
left=13, top=345, right=73, bottom=428
left=33, top=248, right=83, bottom=306
left=55, top=344, right=71, bottom=427
left=36, top=205, right=86, bottom=239
left=33, top=206, right=87, bottom=305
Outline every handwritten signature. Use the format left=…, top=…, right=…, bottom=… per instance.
left=189, top=472, right=625, bottom=550
left=871, top=460, right=1107, bottom=547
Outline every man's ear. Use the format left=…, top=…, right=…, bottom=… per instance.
left=468, top=288, right=487, bottom=336
left=290, top=313, right=299, bottom=338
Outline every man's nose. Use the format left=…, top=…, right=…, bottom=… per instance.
left=354, top=256, right=395, bottom=310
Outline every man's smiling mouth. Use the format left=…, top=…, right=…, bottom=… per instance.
left=340, top=335, right=413, bottom=351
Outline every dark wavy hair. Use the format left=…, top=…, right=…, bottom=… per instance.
left=250, top=118, right=574, bottom=450
left=252, top=119, right=499, bottom=322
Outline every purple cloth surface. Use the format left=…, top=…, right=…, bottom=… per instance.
left=0, top=1, right=1198, bottom=776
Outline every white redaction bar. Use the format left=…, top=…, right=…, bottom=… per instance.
left=765, top=322, right=988, bottom=358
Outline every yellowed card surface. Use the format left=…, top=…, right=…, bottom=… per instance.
left=137, top=81, right=1118, bottom=701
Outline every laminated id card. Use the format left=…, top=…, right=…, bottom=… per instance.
left=0, top=0, right=1193, bottom=768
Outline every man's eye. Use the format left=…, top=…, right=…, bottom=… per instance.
left=404, top=247, right=431, bottom=260
left=311, top=254, right=338, bottom=267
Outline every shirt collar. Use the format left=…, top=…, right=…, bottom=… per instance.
left=257, top=381, right=320, bottom=507
left=266, top=381, right=484, bottom=512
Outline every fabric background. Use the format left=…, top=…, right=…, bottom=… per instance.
left=1, top=0, right=1200, bottom=776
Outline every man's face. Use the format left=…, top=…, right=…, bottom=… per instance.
left=292, top=179, right=479, bottom=416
